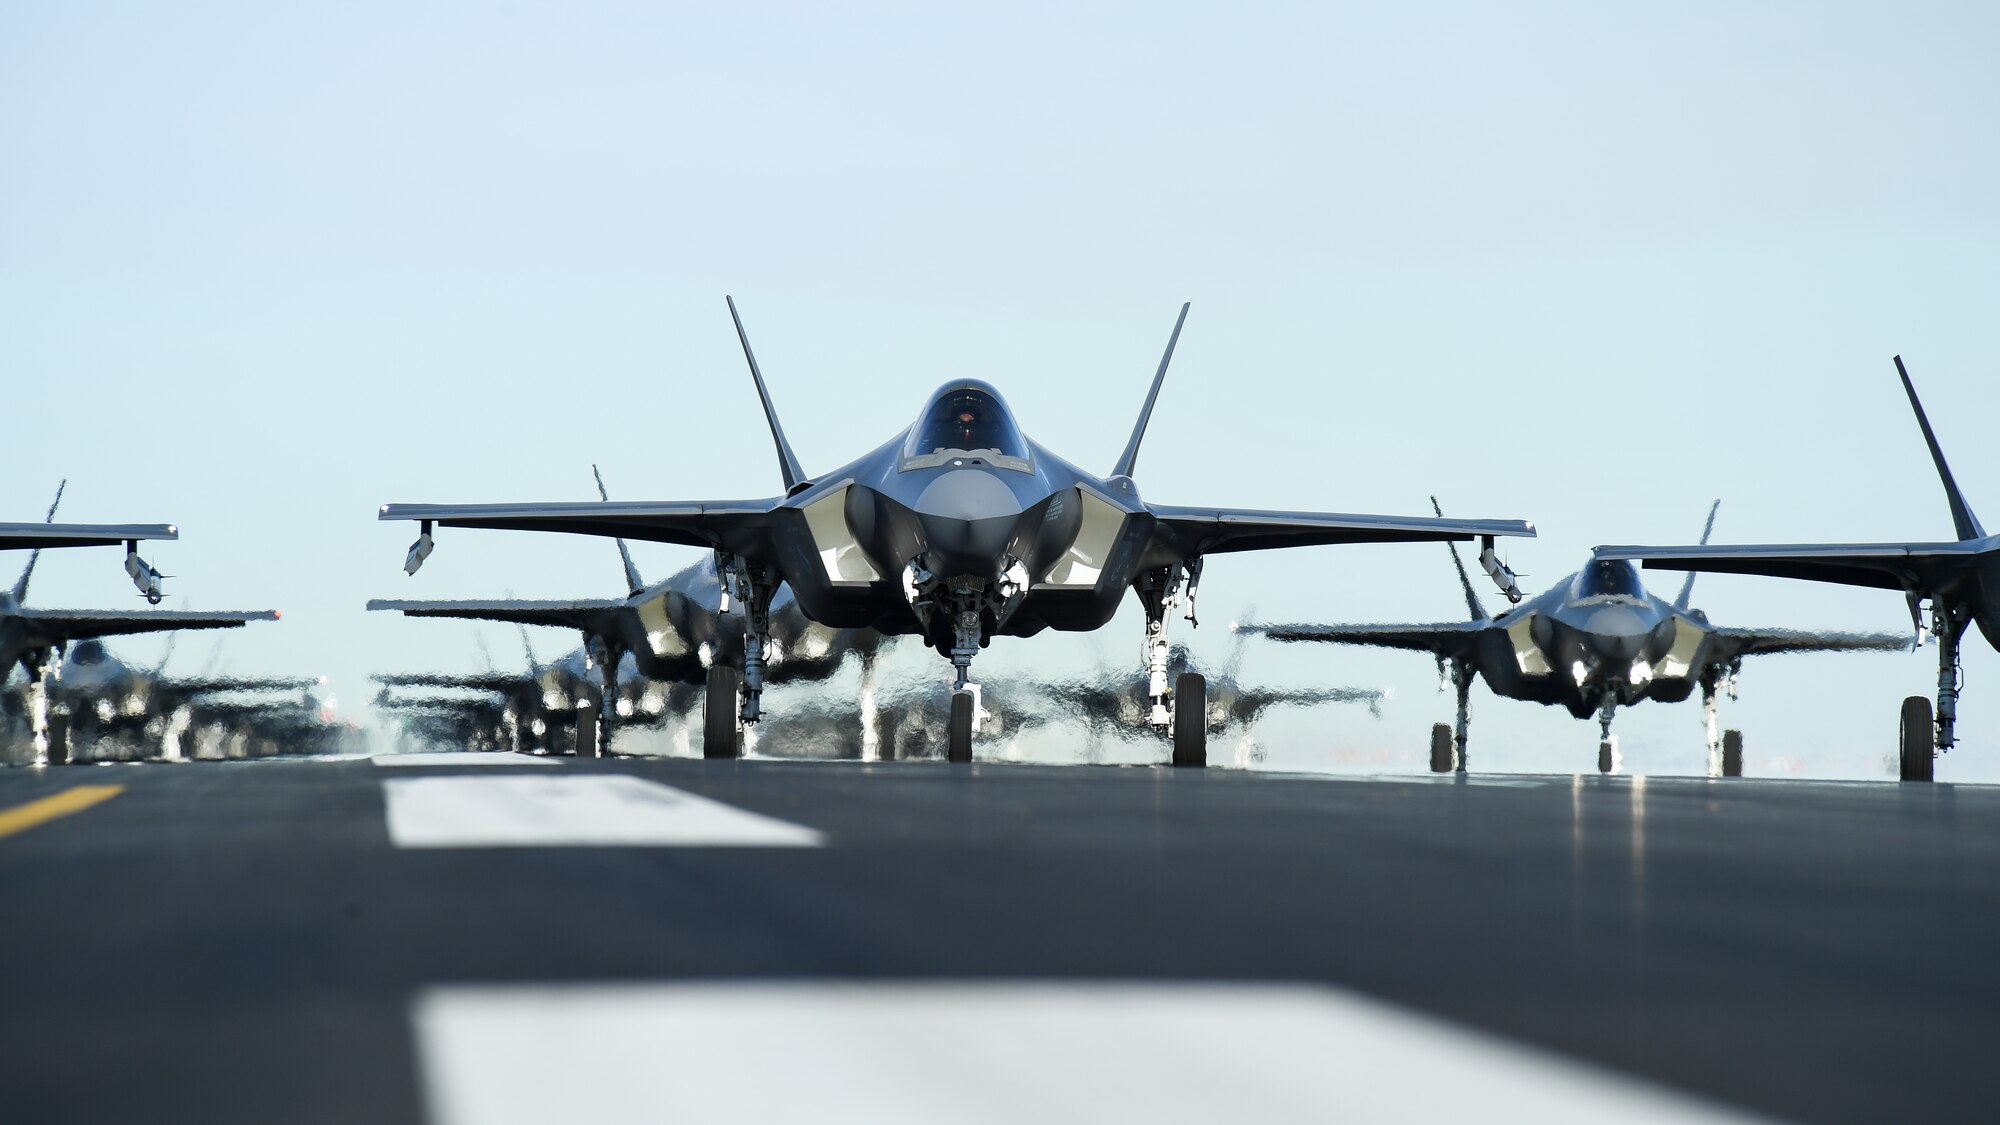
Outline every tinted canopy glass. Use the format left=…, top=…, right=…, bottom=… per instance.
left=1571, top=559, right=1646, bottom=600
left=903, top=381, right=1032, bottom=468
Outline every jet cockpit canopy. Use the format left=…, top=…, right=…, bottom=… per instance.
left=1570, top=558, right=1647, bottom=602
left=901, top=380, right=1033, bottom=472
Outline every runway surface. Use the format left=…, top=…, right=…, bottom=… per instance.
left=1, top=754, right=1995, bottom=1123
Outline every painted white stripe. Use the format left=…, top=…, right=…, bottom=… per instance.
left=382, top=776, right=823, bottom=848
left=412, top=982, right=1768, bottom=1125
left=373, top=751, right=560, bottom=767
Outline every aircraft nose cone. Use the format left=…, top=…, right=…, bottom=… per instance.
left=1582, top=606, right=1654, bottom=661
left=913, top=470, right=1027, bottom=578
left=913, top=469, right=1019, bottom=522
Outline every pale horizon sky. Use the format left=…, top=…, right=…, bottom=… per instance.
left=3, top=2, right=1996, bottom=777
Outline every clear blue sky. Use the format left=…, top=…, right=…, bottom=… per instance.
left=3, top=2, right=1995, bottom=777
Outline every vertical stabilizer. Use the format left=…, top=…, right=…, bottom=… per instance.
left=591, top=465, right=646, bottom=597
left=518, top=625, right=540, bottom=674
left=12, top=479, right=66, bottom=603
left=1674, top=499, right=1721, bottom=610
left=1895, top=356, right=1983, bottom=541
left=1433, top=497, right=1489, bottom=621
left=1110, top=303, right=1191, bottom=478
left=726, top=296, right=808, bottom=492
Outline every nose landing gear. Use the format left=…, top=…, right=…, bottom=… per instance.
left=1596, top=696, right=1619, bottom=774
left=1139, top=561, right=1207, bottom=768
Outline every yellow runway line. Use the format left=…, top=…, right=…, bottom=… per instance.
left=0, top=784, right=124, bottom=841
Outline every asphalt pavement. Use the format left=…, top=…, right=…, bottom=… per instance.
left=0, top=754, right=1994, bottom=1123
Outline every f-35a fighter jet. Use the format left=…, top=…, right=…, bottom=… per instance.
left=382, top=299, right=1535, bottom=765
left=370, top=467, right=882, bottom=758
left=2, top=484, right=280, bottom=764
left=1246, top=500, right=1905, bottom=776
left=1598, top=357, right=1994, bottom=782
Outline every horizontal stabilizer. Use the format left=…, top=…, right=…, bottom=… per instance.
left=1706, top=626, right=1912, bottom=658
left=368, top=597, right=630, bottom=633
left=1236, top=619, right=1486, bottom=659
left=15, top=608, right=275, bottom=644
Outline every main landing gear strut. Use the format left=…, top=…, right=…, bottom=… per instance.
left=1900, top=600, right=1969, bottom=783
left=1429, top=657, right=1472, bottom=773
left=578, top=634, right=626, bottom=759
left=1699, top=663, right=1745, bottom=778
left=705, top=552, right=778, bottom=761
left=1137, top=559, right=1207, bottom=768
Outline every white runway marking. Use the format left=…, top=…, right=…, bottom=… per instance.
left=372, top=751, right=559, bottom=768
left=412, top=982, right=1768, bottom=1125
left=382, top=776, right=823, bottom=848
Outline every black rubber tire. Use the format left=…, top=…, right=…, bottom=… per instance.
left=1899, top=695, right=1934, bottom=782
left=703, top=665, right=742, bottom=760
left=1429, top=723, right=1454, bottom=773
left=947, top=692, right=975, bottom=764
left=1172, top=672, right=1207, bottom=768
left=1597, top=741, right=1614, bottom=775
left=1721, top=729, right=1744, bottom=778
left=876, top=712, right=899, bottom=762
left=47, top=713, right=71, bottom=766
left=573, top=701, right=600, bottom=759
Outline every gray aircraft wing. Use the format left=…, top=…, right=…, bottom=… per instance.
left=1594, top=541, right=1984, bottom=592
left=0, top=523, right=178, bottom=550
left=373, top=672, right=529, bottom=692
left=1146, top=507, right=1534, bottom=555
left=18, top=608, right=277, bottom=643
left=1703, top=625, right=1912, bottom=659
left=368, top=598, right=632, bottom=632
left=1242, top=620, right=1488, bottom=659
left=380, top=501, right=783, bottom=557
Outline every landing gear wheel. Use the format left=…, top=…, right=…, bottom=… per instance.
left=48, top=713, right=71, bottom=766
left=1172, top=672, right=1207, bottom=768
left=1721, top=729, right=1744, bottom=778
left=1899, top=695, right=1934, bottom=782
left=574, top=702, right=600, bottom=759
left=876, top=712, right=900, bottom=763
left=1597, top=741, right=1614, bottom=775
left=703, top=665, right=742, bottom=760
left=947, top=692, right=975, bottom=764
left=1429, top=723, right=1454, bottom=774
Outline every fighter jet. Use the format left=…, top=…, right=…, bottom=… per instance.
left=374, top=685, right=516, bottom=753
left=35, top=638, right=319, bottom=764
left=382, top=299, right=1535, bottom=765
left=372, top=626, right=611, bottom=756
left=1245, top=500, right=1906, bottom=776
left=369, top=467, right=882, bottom=757
left=1598, top=356, right=1995, bottom=782
left=1, top=485, right=279, bottom=762
left=998, top=637, right=1386, bottom=768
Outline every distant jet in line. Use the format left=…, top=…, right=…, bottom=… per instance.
left=1246, top=499, right=1905, bottom=776
left=1599, top=357, right=1996, bottom=782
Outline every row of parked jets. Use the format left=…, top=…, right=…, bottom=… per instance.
left=9, top=303, right=1983, bottom=779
